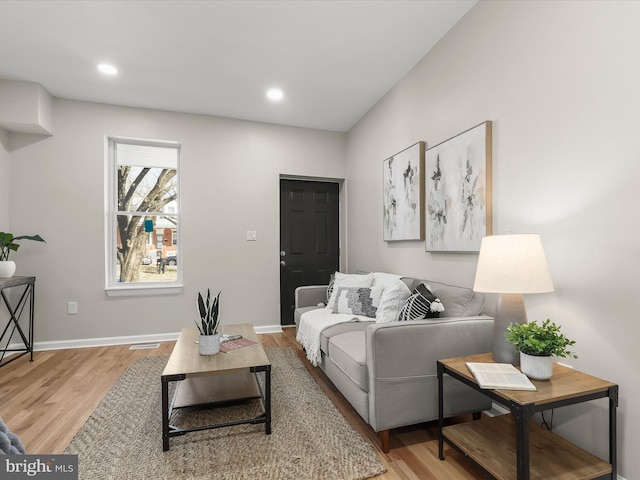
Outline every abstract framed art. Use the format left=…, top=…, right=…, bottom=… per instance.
left=425, top=121, right=492, bottom=252
left=383, top=141, right=425, bottom=241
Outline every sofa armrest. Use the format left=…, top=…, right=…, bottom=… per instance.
left=365, top=316, right=494, bottom=431
left=295, top=285, right=328, bottom=309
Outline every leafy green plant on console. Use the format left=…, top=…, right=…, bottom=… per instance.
left=0, top=232, right=46, bottom=261
left=505, top=319, right=577, bottom=358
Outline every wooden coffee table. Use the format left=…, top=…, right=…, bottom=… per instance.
left=161, top=323, right=271, bottom=451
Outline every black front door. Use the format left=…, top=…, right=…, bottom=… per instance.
left=279, top=179, right=340, bottom=326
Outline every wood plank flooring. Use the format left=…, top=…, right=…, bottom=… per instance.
left=0, top=327, right=486, bottom=479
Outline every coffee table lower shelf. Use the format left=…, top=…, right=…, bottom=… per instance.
left=162, top=366, right=271, bottom=451
left=443, top=414, right=612, bottom=480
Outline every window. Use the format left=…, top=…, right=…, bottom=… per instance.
left=106, top=137, right=181, bottom=294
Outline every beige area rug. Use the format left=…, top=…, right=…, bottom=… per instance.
left=64, top=348, right=386, bottom=480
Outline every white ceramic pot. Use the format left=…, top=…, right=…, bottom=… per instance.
left=520, top=352, right=554, bottom=380
left=0, top=260, right=16, bottom=278
left=199, top=333, right=221, bottom=355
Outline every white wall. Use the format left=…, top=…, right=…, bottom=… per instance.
left=346, top=1, right=638, bottom=477
left=8, top=99, right=346, bottom=342
left=0, top=128, right=9, bottom=229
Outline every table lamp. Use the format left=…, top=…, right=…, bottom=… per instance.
left=473, top=234, right=554, bottom=364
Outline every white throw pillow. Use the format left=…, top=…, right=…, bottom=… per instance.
left=327, top=272, right=374, bottom=309
left=374, top=276, right=412, bottom=323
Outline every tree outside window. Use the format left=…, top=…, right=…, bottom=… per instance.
left=107, top=138, right=180, bottom=289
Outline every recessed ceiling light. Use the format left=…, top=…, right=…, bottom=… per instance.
left=266, top=88, right=284, bottom=101
left=97, top=63, right=118, bottom=75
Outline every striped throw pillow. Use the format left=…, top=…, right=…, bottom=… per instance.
left=398, top=283, right=445, bottom=321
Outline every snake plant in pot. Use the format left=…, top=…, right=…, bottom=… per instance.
left=194, top=289, right=221, bottom=355
left=505, top=319, right=577, bottom=380
left=0, top=232, right=46, bottom=278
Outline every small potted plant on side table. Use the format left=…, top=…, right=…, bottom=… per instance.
left=505, top=319, right=577, bottom=380
left=194, top=289, right=222, bottom=355
left=0, top=232, right=46, bottom=278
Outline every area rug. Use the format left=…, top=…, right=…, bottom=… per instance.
left=64, top=348, right=386, bottom=480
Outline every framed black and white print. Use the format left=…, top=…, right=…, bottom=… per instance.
left=425, top=121, right=492, bottom=252
left=383, top=141, right=425, bottom=241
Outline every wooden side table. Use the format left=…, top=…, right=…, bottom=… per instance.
left=438, top=353, right=618, bottom=480
left=0, top=276, right=36, bottom=367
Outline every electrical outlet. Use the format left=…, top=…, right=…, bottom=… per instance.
left=67, top=302, right=78, bottom=315
left=246, top=230, right=257, bottom=241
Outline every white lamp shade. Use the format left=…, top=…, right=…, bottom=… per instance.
left=473, top=234, right=554, bottom=294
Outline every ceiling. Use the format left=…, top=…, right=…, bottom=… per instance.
left=0, top=0, right=476, bottom=133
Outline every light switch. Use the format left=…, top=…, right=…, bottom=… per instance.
left=246, top=230, right=257, bottom=241
left=68, top=302, right=78, bottom=315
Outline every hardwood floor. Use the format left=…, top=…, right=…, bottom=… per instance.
left=0, top=327, right=486, bottom=479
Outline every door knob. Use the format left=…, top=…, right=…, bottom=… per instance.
left=280, top=260, right=286, bottom=267
left=280, top=251, right=286, bottom=257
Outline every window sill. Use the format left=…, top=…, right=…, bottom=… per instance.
left=105, top=284, right=183, bottom=297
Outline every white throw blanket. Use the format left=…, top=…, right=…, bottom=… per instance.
left=296, top=308, right=365, bottom=366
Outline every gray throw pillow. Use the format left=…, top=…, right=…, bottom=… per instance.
left=326, top=273, right=335, bottom=304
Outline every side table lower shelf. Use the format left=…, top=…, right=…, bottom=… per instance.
left=443, top=415, right=611, bottom=480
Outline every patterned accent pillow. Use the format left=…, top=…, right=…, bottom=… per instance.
left=332, top=286, right=382, bottom=318
left=327, top=272, right=374, bottom=309
left=326, top=273, right=335, bottom=304
left=398, top=283, right=445, bottom=321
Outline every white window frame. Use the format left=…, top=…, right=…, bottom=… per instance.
left=105, top=136, right=182, bottom=296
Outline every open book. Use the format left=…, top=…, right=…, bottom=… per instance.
left=466, top=362, right=537, bottom=391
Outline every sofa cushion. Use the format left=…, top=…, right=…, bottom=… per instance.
left=321, top=321, right=371, bottom=354
left=327, top=272, right=374, bottom=309
left=332, top=286, right=382, bottom=317
left=398, top=283, right=445, bottom=321
left=422, top=280, right=485, bottom=317
left=328, top=331, right=368, bottom=391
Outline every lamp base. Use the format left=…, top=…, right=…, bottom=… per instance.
left=493, top=293, right=527, bottom=365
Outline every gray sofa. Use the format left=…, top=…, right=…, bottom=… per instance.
left=294, top=277, right=494, bottom=453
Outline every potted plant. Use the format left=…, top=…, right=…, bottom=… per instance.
left=194, top=289, right=222, bottom=355
left=0, top=232, right=46, bottom=278
left=505, top=319, right=577, bottom=380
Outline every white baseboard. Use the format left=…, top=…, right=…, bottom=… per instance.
left=7, top=324, right=284, bottom=353
left=32, top=332, right=181, bottom=351
left=254, top=324, right=284, bottom=334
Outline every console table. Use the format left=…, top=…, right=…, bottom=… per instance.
left=438, top=353, right=617, bottom=480
left=0, top=276, right=36, bottom=368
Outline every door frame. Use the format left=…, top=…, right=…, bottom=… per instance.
left=278, top=174, right=346, bottom=324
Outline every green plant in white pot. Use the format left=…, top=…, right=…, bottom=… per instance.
left=505, top=319, right=577, bottom=380
left=194, top=289, right=221, bottom=355
left=0, top=232, right=46, bottom=278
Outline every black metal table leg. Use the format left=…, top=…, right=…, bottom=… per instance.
left=265, top=365, right=272, bottom=435
left=0, top=277, right=36, bottom=368
left=609, top=385, right=618, bottom=479
left=161, top=376, right=170, bottom=452
left=437, top=361, right=445, bottom=460
left=29, top=280, right=35, bottom=361
left=514, top=404, right=533, bottom=480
